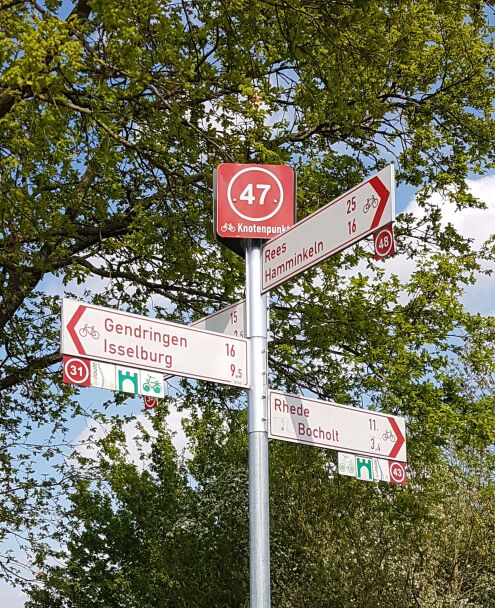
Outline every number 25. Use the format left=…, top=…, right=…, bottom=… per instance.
left=346, top=196, right=356, bottom=214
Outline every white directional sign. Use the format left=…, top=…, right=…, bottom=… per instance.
left=163, top=300, right=246, bottom=381
left=262, top=165, right=395, bottom=292
left=61, top=299, right=249, bottom=388
left=192, top=300, right=245, bottom=338
left=269, top=390, right=406, bottom=462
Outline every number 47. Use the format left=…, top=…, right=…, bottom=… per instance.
left=240, top=183, right=271, bottom=205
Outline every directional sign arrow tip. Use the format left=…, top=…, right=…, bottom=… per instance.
left=369, top=176, right=390, bottom=230
left=67, top=304, right=87, bottom=355
left=387, top=417, right=405, bottom=460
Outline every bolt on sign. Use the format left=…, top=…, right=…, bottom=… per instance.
left=214, top=163, right=296, bottom=256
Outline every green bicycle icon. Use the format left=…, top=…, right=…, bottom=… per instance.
left=142, top=376, right=162, bottom=394
left=338, top=457, right=356, bottom=475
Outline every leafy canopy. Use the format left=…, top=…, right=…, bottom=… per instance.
left=1, top=0, right=495, bottom=601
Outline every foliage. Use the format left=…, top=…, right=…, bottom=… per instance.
left=26, top=405, right=251, bottom=608
left=1, top=0, right=495, bottom=603
left=25, top=410, right=495, bottom=608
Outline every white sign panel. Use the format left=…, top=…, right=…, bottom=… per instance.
left=61, top=299, right=249, bottom=388
left=163, top=300, right=245, bottom=382
left=192, top=300, right=245, bottom=338
left=90, top=359, right=118, bottom=391
left=262, top=165, right=395, bottom=292
left=337, top=452, right=407, bottom=485
left=269, top=390, right=406, bottom=462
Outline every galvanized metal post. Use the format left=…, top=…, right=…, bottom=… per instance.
left=245, top=239, right=270, bottom=608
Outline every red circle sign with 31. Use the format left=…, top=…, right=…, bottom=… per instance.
left=63, top=355, right=90, bottom=387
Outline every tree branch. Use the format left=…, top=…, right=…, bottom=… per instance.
left=0, top=0, right=27, bottom=10
left=71, top=256, right=226, bottom=303
left=0, top=351, right=61, bottom=392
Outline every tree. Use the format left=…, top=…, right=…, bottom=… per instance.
left=26, top=405, right=251, bottom=608
left=25, top=405, right=495, bottom=608
left=1, top=0, right=495, bottom=595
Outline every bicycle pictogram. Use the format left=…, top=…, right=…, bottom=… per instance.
left=382, top=429, right=396, bottom=443
left=221, top=222, right=236, bottom=233
left=142, top=376, right=162, bottom=394
left=338, top=454, right=356, bottom=476
left=363, top=195, right=379, bottom=213
left=78, top=324, right=100, bottom=339
left=339, top=460, right=355, bottom=475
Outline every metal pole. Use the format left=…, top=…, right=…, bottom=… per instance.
left=246, top=239, right=270, bottom=608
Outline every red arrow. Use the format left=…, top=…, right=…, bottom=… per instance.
left=387, top=416, right=405, bottom=459
left=67, top=304, right=86, bottom=355
left=369, top=176, right=390, bottom=230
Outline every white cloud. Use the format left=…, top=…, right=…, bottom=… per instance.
left=342, top=174, right=495, bottom=310
left=401, top=175, right=495, bottom=314
left=404, top=175, right=495, bottom=249
left=460, top=175, right=495, bottom=246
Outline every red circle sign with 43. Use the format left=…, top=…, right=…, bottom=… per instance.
left=63, top=355, right=90, bottom=387
left=215, top=164, right=295, bottom=240
left=389, top=461, right=407, bottom=485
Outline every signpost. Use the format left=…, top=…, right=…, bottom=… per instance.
left=214, top=163, right=296, bottom=257
left=62, top=300, right=248, bottom=404
left=61, top=299, right=249, bottom=388
left=261, top=165, right=394, bottom=292
left=245, top=241, right=270, bottom=608
left=215, top=164, right=295, bottom=240
left=268, top=390, right=406, bottom=462
left=61, top=163, right=401, bottom=608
